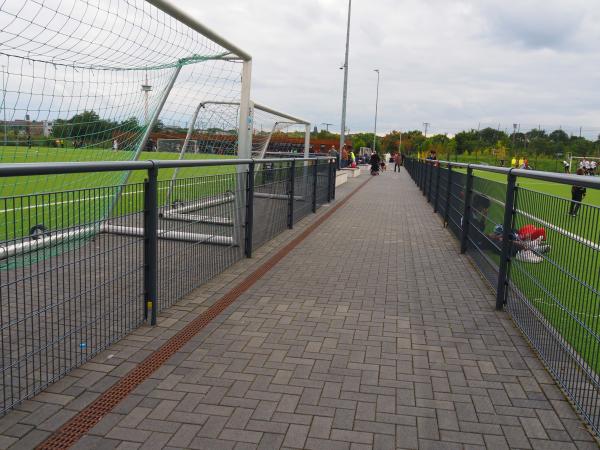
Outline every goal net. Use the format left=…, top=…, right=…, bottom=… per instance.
left=163, top=101, right=311, bottom=207
left=0, top=0, right=249, bottom=253
left=157, top=139, right=199, bottom=153
left=568, top=156, right=600, bottom=173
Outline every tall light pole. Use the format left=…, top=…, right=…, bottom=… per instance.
left=339, top=0, right=352, bottom=167
left=422, top=122, right=429, bottom=158
left=512, top=123, right=518, bottom=155
left=372, top=69, right=380, bottom=153
left=141, top=74, right=152, bottom=124
left=321, top=123, right=333, bottom=132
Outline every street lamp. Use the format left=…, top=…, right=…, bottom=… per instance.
left=141, top=74, right=152, bottom=124
left=372, top=69, right=380, bottom=153
left=339, top=0, right=352, bottom=167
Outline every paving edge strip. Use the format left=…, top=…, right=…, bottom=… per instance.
left=36, top=177, right=371, bottom=449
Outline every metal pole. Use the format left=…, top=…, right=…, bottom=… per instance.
left=234, top=60, right=253, bottom=254
left=427, top=162, right=433, bottom=202
left=143, top=165, right=159, bottom=325
left=496, top=171, right=517, bottom=310
left=145, top=0, right=252, bottom=61
left=433, top=163, right=441, bottom=213
left=110, top=64, right=182, bottom=218
left=327, top=159, right=333, bottom=202
left=304, top=123, right=311, bottom=158
left=372, top=69, right=380, bottom=153
left=165, top=101, right=203, bottom=207
left=460, top=166, right=474, bottom=254
left=244, top=162, right=255, bottom=258
left=238, top=61, right=253, bottom=161
left=312, top=160, right=318, bottom=213
left=288, top=160, right=296, bottom=228
left=444, top=164, right=452, bottom=227
left=332, top=161, right=337, bottom=200
left=303, top=123, right=311, bottom=195
left=339, top=0, right=352, bottom=168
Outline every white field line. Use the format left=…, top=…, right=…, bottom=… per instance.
left=531, top=298, right=600, bottom=319
left=516, top=208, right=600, bottom=252
left=0, top=179, right=224, bottom=214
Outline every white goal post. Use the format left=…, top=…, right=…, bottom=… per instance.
left=567, top=154, right=600, bottom=173
left=163, top=100, right=311, bottom=208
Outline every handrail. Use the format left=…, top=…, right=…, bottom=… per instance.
left=415, top=158, right=600, bottom=189
left=0, top=157, right=334, bottom=178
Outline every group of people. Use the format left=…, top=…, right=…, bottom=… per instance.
left=370, top=151, right=404, bottom=175
left=577, top=158, right=598, bottom=176
left=510, top=157, right=532, bottom=170
left=330, top=145, right=405, bottom=175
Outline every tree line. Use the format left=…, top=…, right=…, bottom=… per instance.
left=312, top=127, right=600, bottom=160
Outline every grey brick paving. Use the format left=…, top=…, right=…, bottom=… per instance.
left=0, top=171, right=599, bottom=449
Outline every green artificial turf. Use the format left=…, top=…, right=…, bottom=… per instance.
left=455, top=167, right=600, bottom=375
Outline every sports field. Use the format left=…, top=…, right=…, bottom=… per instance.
left=465, top=169, right=600, bottom=375
left=0, top=147, right=237, bottom=241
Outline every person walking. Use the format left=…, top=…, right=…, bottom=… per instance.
left=341, top=146, right=348, bottom=168
left=393, top=153, right=401, bottom=172
left=569, top=168, right=586, bottom=217
left=329, top=145, right=339, bottom=167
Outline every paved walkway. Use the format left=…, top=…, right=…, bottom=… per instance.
left=1, top=170, right=598, bottom=450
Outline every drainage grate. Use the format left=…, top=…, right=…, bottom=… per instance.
left=37, top=178, right=370, bottom=449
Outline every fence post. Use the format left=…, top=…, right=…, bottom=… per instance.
left=444, top=164, right=452, bottom=227
left=460, top=166, right=474, bottom=254
left=496, top=171, right=517, bottom=310
left=143, top=163, right=158, bottom=326
left=327, top=159, right=333, bottom=202
left=312, top=160, right=318, bottom=213
left=244, top=161, right=255, bottom=258
left=427, top=162, right=433, bottom=202
left=331, top=161, right=337, bottom=200
left=287, top=160, right=295, bottom=229
left=433, top=163, right=441, bottom=213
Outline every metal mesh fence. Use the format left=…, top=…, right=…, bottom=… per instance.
left=0, top=157, right=333, bottom=414
left=252, top=161, right=293, bottom=250
left=0, top=183, right=145, bottom=413
left=156, top=172, right=245, bottom=311
left=405, top=158, right=600, bottom=435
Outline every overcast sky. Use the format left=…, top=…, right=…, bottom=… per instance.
left=184, top=0, right=600, bottom=137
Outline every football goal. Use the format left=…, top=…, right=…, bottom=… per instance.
left=0, top=0, right=253, bottom=261
left=161, top=101, right=311, bottom=219
left=567, top=155, right=600, bottom=174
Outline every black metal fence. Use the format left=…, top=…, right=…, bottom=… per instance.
left=405, top=158, right=600, bottom=436
left=0, top=157, right=335, bottom=414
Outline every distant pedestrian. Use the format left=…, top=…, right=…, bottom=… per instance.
left=393, top=153, right=401, bottom=172
left=569, top=168, right=586, bottom=217
left=112, top=139, right=118, bottom=151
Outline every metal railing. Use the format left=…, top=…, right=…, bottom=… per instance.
left=405, top=158, right=600, bottom=436
left=0, top=157, right=335, bottom=414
